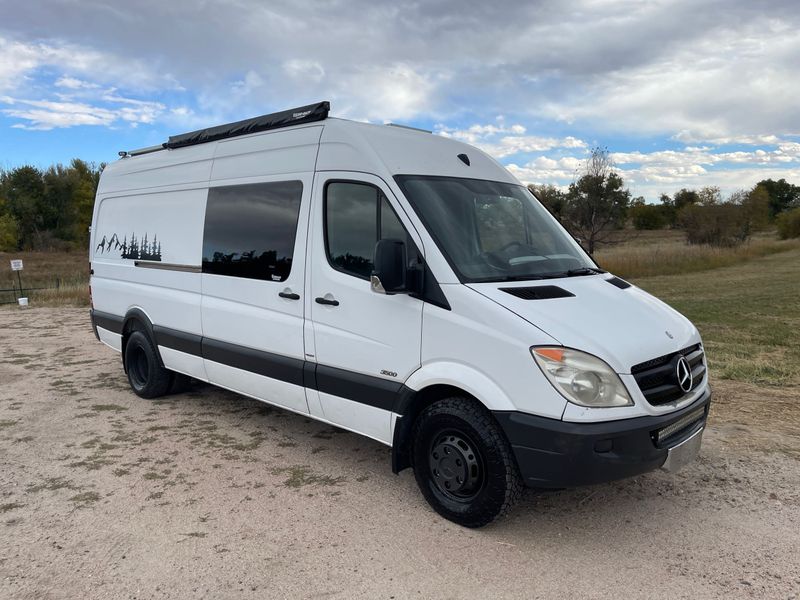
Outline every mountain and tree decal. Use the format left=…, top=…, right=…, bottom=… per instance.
left=95, top=233, right=163, bottom=261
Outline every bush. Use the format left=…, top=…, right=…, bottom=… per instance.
left=776, top=207, right=800, bottom=239
left=630, top=204, right=669, bottom=230
left=679, top=204, right=751, bottom=247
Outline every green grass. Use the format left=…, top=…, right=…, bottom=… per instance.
left=633, top=248, right=800, bottom=387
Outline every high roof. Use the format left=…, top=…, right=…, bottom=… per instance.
left=103, top=104, right=518, bottom=194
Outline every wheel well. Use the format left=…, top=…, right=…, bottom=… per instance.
left=120, top=310, right=160, bottom=371
left=391, top=384, right=486, bottom=474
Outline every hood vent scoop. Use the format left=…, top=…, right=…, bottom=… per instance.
left=606, top=276, right=632, bottom=290
left=499, top=285, right=575, bottom=300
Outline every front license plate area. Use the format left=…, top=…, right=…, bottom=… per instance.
left=661, top=427, right=703, bottom=472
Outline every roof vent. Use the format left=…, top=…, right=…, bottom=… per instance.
left=500, top=285, right=575, bottom=300
left=457, top=153, right=470, bottom=166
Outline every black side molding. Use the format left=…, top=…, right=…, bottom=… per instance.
left=89, top=309, right=100, bottom=341
left=153, top=326, right=202, bottom=356
left=316, top=364, right=403, bottom=412
left=91, top=310, right=124, bottom=334
left=202, top=337, right=305, bottom=387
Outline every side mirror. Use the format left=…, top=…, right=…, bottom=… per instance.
left=371, top=238, right=408, bottom=294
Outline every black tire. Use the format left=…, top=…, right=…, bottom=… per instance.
left=124, top=330, right=173, bottom=399
left=412, top=397, right=523, bottom=528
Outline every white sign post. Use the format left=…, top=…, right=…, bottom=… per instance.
left=10, top=259, right=25, bottom=306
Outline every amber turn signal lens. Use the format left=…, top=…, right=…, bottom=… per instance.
left=534, top=348, right=564, bottom=362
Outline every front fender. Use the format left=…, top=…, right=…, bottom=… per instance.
left=404, top=361, right=517, bottom=412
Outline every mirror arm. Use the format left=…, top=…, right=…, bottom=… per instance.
left=370, top=275, right=387, bottom=295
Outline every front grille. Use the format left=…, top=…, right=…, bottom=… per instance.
left=631, top=344, right=705, bottom=406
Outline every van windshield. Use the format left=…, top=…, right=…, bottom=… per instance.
left=395, top=175, right=597, bottom=283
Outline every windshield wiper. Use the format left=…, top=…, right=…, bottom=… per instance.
left=507, top=267, right=605, bottom=281
left=477, top=267, right=605, bottom=283
left=564, top=267, right=606, bottom=277
left=487, top=274, right=553, bottom=282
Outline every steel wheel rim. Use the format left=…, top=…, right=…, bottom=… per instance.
left=428, top=429, right=484, bottom=501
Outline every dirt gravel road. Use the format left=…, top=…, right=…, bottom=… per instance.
left=1, top=307, right=799, bottom=599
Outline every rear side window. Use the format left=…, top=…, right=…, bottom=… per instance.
left=325, top=181, right=417, bottom=279
left=202, top=181, right=302, bottom=281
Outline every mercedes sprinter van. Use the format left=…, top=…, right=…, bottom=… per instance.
left=89, top=102, right=711, bottom=527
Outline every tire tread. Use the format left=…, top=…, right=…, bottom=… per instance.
left=412, top=396, right=523, bottom=527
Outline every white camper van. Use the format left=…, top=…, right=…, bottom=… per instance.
left=90, top=102, right=710, bottom=527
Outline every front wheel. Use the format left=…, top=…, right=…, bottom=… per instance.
left=412, top=397, right=523, bottom=527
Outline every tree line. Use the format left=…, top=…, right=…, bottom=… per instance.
left=530, top=148, right=800, bottom=253
left=0, top=160, right=103, bottom=252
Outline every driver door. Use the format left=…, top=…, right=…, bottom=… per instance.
left=305, top=173, right=424, bottom=444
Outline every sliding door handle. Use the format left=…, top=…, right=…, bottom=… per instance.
left=315, top=296, right=340, bottom=306
left=279, top=290, right=300, bottom=300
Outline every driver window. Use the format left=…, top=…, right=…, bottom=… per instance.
left=325, top=181, right=418, bottom=280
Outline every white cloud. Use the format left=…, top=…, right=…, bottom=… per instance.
left=54, top=76, right=99, bottom=90
left=537, top=15, right=800, bottom=142
left=2, top=96, right=165, bottom=130
left=0, top=38, right=41, bottom=93
left=335, top=64, right=440, bottom=122
left=283, top=59, right=325, bottom=82
left=507, top=139, right=800, bottom=200
left=437, top=123, right=587, bottom=158
left=0, top=35, right=177, bottom=95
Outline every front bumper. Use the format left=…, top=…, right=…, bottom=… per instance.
left=493, top=387, right=711, bottom=488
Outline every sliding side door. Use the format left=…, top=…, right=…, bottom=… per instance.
left=200, top=176, right=311, bottom=414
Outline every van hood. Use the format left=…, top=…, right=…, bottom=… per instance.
left=467, top=275, right=699, bottom=374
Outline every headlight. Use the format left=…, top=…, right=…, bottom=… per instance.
left=531, top=347, right=633, bottom=408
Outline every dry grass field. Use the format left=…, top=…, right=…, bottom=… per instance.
left=0, top=251, right=88, bottom=307
left=595, top=229, right=800, bottom=279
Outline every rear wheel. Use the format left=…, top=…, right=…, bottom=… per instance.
left=124, top=330, right=172, bottom=399
left=412, top=397, right=523, bottom=527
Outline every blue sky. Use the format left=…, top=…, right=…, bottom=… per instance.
left=1, top=0, right=799, bottom=201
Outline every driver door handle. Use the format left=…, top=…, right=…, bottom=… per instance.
left=279, top=291, right=300, bottom=300
left=315, top=296, right=340, bottom=306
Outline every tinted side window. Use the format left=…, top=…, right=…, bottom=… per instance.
left=202, top=181, right=302, bottom=281
left=325, top=182, right=417, bottom=279
left=326, top=182, right=377, bottom=278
